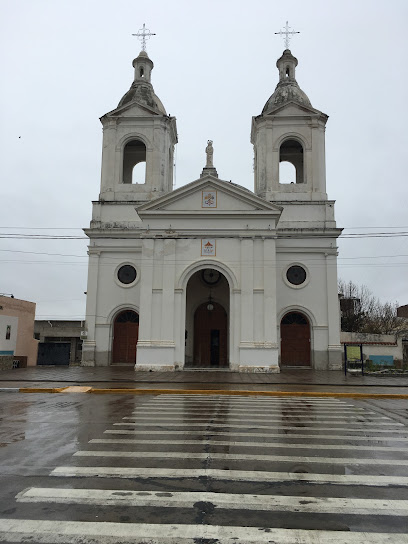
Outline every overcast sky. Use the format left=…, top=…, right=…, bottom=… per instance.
left=1, top=0, right=407, bottom=319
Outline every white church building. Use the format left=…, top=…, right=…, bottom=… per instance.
left=82, top=44, right=342, bottom=372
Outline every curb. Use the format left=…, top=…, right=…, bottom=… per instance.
left=2, top=386, right=407, bottom=399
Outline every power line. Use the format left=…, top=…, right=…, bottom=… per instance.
left=1, top=232, right=408, bottom=241
left=1, top=225, right=407, bottom=230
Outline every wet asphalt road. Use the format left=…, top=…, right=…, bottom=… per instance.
left=0, top=392, right=407, bottom=543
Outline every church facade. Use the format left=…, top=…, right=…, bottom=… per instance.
left=82, top=47, right=342, bottom=372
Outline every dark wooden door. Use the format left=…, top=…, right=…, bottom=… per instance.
left=194, top=302, right=228, bottom=367
left=112, top=311, right=139, bottom=365
left=280, top=312, right=310, bottom=367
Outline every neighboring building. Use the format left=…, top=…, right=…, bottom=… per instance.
left=397, top=306, right=408, bottom=363
left=341, top=332, right=404, bottom=367
left=82, top=47, right=342, bottom=372
left=34, top=320, right=84, bottom=366
left=397, top=305, right=408, bottom=319
left=0, top=295, right=38, bottom=366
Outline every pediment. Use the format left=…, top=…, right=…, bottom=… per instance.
left=137, top=176, right=282, bottom=217
left=102, top=101, right=161, bottom=120
left=265, top=101, right=327, bottom=118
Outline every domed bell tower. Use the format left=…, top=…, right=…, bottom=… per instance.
left=251, top=49, right=328, bottom=202
left=99, top=48, right=177, bottom=202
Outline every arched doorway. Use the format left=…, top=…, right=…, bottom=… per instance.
left=280, top=312, right=311, bottom=367
left=112, top=310, right=139, bottom=365
left=194, top=301, right=228, bottom=367
left=185, top=268, right=230, bottom=368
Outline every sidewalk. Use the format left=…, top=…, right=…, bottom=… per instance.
left=1, top=366, right=407, bottom=397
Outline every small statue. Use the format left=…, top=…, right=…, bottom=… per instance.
left=205, top=140, right=214, bottom=168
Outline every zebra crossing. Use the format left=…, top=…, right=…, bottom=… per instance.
left=1, top=394, right=408, bottom=543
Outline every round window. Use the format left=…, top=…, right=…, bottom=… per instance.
left=286, top=265, right=307, bottom=286
left=117, top=265, right=137, bottom=285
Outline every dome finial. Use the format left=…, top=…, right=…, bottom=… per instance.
left=132, top=23, right=156, bottom=52
left=274, top=21, right=300, bottom=50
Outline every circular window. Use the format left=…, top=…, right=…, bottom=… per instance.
left=286, top=265, right=307, bottom=286
left=117, top=265, right=137, bottom=285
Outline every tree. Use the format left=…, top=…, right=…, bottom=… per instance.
left=338, top=279, right=404, bottom=334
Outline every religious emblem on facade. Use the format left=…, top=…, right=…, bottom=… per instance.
left=201, top=238, right=216, bottom=256
left=202, top=190, right=217, bottom=208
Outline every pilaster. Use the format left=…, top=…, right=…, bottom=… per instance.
left=240, top=238, right=254, bottom=343
left=82, top=250, right=100, bottom=366
left=238, top=236, right=279, bottom=372
left=135, top=237, right=175, bottom=371
left=326, top=252, right=342, bottom=369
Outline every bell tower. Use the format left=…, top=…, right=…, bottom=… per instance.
left=251, top=49, right=328, bottom=201
left=99, top=49, right=177, bottom=202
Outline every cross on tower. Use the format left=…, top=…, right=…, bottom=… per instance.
left=132, top=23, right=156, bottom=52
left=275, top=21, right=300, bottom=49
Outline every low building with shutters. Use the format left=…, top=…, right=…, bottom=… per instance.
left=34, top=320, right=84, bottom=366
left=82, top=46, right=342, bottom=372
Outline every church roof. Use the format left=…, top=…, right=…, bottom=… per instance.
left=262, top=49, right=312, bottom=115
left=118, top=83, right=166, bottom=114
left=117, top=51, right=167, bottom=115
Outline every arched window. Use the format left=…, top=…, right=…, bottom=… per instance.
left=123, top=139, right=147, bottom=184
left=279, top=139, right=304, bottom=184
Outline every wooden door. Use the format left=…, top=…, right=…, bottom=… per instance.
left=112, top=310, right=139, bottom=365
left=194, top=302, right=228, bottom=367
left=280, top=312, right=310, bottom=367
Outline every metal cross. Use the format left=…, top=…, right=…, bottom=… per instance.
left=275, top=21, right=300, bottom=49
left=132, top=23, right=156, bottom=52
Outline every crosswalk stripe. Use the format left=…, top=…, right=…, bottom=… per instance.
left=73, top=449, right=408, bottom=466
left=147, top=399, right=352, bottom=405
left=113, top=421, right=407, bottom=432
left=104, top=428, right=408, bottom=442
left=16, top=488, right=408, bottom=516
left=0, top=519, right=405, bottom=543
left=149, top=393, right=347, bottom=404
left=133, top=407, right=375, bottom=413
left=90, top=438, right=408, bottom=452
left=125, top=414, right=389, bottom=421
left=50, top=465, right=408, bottom=486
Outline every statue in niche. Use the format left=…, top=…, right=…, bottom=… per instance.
left=205, top=140, right=214, bottom=168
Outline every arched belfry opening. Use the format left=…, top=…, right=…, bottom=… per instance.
left=123, top=139, right=147, bottom=184
left=185, top=268, right=229, bottom=368
left=279, top=139, right=304, bottom=184
left=280, top=312, right=311, bottom=367
left=112, top=310, right=139, bottom=365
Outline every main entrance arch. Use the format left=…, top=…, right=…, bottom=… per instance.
left=280, top=311, right=311, bottom=367
left=112, top=310, right=139, bottom=365
left=185, top=268, right=229, bottom=368
left=194, top=301, right=228, bottom=367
